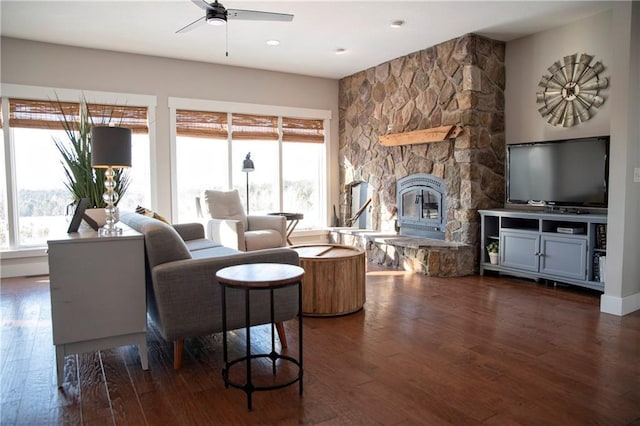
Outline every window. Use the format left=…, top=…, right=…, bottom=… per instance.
left=86, top=103, right=151, bottom=212
left=171, top=99, right=329, bottom=230
left=0, top=103, right=7, bottom=250
left=2, top=94, right=153, bottom=249
left=13, top=127, right=70, bottom=246
left=231, top=114, right=279, bottom=214
left=175, top=110, right=229, bottom=222
left=282, top=117, right=325, bottom=230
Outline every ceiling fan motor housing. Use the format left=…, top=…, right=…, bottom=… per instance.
left=206, top=4, right=227, bottom=24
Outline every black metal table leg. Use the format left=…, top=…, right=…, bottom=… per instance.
left=298, top=276, right=303, bottom=395
left=221, top=284, right=228, bottom=388
left=244, top=287, right=253, bottom=411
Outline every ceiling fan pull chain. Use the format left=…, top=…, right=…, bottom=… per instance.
left=225, top=22, right=229, bottom=57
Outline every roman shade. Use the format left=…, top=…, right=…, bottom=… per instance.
left=282, top=117, right=325, bottom=143
left=9, top=99, right=148, bottom=133
left=176, top=109, right=228, bottom=139
left=231, top=113, right=278, bottom=140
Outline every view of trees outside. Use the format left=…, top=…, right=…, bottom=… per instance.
left=5, top=128, right=150, bottom=248
left=3, top=122, right=325, bottom=250
left=232, top=140, right=279, bottom=215
left=175, top=136, right=229, bottom=223
left=13, top=128, right=70, bottom=246
left=175, top=137, right=324, bottom=229
left=283, top=142, right=323, bottom=229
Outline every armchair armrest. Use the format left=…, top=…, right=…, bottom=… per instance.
left=205, top=218, right=245, bottom=250
left=248, top=215, right=286, bottom=239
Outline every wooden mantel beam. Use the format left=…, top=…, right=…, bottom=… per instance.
left=379, top=125, right=463, bottom=146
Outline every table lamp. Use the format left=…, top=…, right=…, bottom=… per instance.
left=91, top=126, right=132, bottom=236
left=241, top=152, right=255, bottom=213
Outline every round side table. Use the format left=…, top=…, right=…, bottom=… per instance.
left=268, top=212, right=304, bottom=245
left=216, top=263, right=304, bottom=411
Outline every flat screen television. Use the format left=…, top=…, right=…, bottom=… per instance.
left=507, top=136, right=609, bottom=208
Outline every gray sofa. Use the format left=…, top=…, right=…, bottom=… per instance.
left=119, top=212, right=300, bottom=369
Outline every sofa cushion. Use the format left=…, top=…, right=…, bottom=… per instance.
left=185, top=238, right=223, bottom=252
left=203, top=189, right=248, bottom=231
left=189, top=245, right=239, bottom=259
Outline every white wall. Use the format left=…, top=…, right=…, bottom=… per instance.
left=506, top=10, right=612, bottom=143
left=604, top=2, right=640, bottom=313
left=0, top=37, right=340, bottom=221
left=505, top=5, right=640, bottom=315
left=0, top=37, right=339, bottom=278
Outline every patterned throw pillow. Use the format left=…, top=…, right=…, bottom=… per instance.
left=135, top=205, right=170, bottom=224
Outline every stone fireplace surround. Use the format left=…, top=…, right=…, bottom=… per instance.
left=335, top=33, right=506, bottom=275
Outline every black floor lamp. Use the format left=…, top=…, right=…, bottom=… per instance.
left=242, top=152, right=255, bottom=213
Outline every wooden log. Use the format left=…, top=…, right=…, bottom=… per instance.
left=379, top=125, right=463, bottom=146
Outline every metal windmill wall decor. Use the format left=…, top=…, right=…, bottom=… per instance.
left=536, top=53, right=609, bottom=127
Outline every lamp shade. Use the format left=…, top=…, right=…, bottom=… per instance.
left=91, top=126, right=132, bottom=168
left=242, top=152, right=255, bottom=172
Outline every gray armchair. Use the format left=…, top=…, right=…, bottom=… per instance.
left=201, top=189, right=287, bottom=251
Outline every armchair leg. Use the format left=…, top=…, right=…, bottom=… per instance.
left=174, top=339, right=184, bottom=370
left=275, top=322, right=288, bottom=348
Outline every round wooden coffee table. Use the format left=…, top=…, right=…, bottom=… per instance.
left=291, top=244, right=366, bottom=316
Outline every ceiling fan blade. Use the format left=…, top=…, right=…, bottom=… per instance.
left=227, top=9, right=294, bottom=22
left=191, top=0, right=212, bottom=11
left=176, top=16, right=206, bottom=33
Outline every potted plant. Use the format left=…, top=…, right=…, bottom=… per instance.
left=486, top=241, right=499, bottom=264
left=54, top=100, right=130, bottom=224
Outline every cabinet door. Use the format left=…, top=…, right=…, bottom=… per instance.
left=540, top=235, right=587, bottom=280
left=48, top=236, right=145, bottom=344
left=501, top=231, right=539, bottom=272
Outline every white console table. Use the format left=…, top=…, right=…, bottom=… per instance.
left=47, top=225, right=148, bottom=386
left=479, top=209, right=607, bottom=292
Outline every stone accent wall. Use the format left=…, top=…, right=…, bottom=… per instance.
left=338, top=33, right=506, bottom=262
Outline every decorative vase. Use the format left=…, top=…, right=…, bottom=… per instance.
left=488, top=252, right=499, bottom=265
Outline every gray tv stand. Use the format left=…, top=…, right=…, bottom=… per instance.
left=479, top=209, right=607, bottom=291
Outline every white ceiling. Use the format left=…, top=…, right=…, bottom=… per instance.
left=1, top=0, right=614, bottom=79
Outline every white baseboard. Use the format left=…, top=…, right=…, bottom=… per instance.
left=1, top=252, right=49, bottom=278
left=600, top=292, right=640, bottom=316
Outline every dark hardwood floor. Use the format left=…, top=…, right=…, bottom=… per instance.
left=1, top=265, right=639, bottom=425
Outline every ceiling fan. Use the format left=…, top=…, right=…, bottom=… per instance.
left=176, top=0, right=294, bottom=33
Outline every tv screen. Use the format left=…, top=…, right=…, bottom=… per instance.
left=507, top=136, right=609, bottom=207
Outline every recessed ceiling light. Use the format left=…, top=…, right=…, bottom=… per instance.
left=390, top=20, right=405, bottom=28
left=266, top=40, right=280, bottom=46
left=335, top=48, right=347, bottom=55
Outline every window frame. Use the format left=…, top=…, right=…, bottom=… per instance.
left=168, top=97, right=332, bottom=229
left=1, top=83, right=157, bottom=252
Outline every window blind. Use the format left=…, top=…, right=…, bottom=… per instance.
left=282, top=117, right=325, bottom=143
left=9, top=99, right=149, bottom=134
left=87, top=103, right=149, bottom=134
left=231, top=113, right=278, bottom=140
left=9, top=99, right=79, bottom=130
left=176, top=109, right=228, bottom=139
